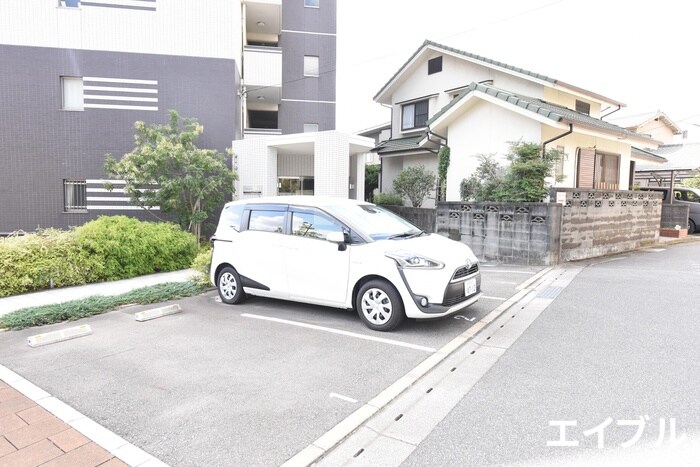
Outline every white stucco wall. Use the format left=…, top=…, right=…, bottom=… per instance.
left=445, top=100, right=541, bottom=201
left=0, top=0, right=242, bottom=65
left=637, top=120, right=675, bottom=145
left=543, top=88, right=602, bottom=118
left=389, top=51, right=546, bottom=138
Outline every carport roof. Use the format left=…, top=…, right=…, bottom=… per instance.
left=636, top=142, right=700, bottom=171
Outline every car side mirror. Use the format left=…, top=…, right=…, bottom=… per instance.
left=326, top=231, right=347, bottom=251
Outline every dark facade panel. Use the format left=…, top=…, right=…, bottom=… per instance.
left=279, top=32, right=336, bottom=102
left=282, top=0, right=337, bottom=34
left=278, top=100, right=335, bottom=134
left=0, top=45, right=238, bottom=233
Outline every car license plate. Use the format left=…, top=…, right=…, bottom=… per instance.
left=464, top=278, right=477, bottom=296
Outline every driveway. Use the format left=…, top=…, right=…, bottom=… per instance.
left=0, top=265, right=542, bottom=466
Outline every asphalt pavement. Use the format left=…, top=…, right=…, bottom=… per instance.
left=398, top=241, right=700, bottom=466
left=0, top=264, right=541, bottom=466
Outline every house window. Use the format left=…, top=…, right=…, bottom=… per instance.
left=64, top=180, right=87, bottom=212
left=428, top=56, right=442, bottom=75
left=61, top=76, right=83, bottom=110
left=304, top=0, right=319, bottom=7
left=595, top=151, right=619, bottom=190
left=304, top=56, right=319, bottom=77
left=576, top=148, right=619, bottom=190
left=59, top=0, right=80, bottom=7
left=401, top=99, right=429, bottom=130
left=303, top=123, right=319, bottom=133
left=554, top=145, right=566, bottom=181
left=575, top=99, right=590, bottom=115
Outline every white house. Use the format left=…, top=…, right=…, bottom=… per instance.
left=373, top=40, right=665, bottom=206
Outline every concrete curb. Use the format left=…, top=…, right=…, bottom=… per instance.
left=0, top=364, right=169, bottom=467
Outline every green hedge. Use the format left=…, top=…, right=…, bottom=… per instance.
left=373, top=192, right=404, bottom=206
left=0, top=216, right=197, bottom=297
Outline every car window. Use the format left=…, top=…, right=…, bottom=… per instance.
left=221, top=204, right=244, bottom=231
left=248, top=210, right=285, bottom=233
left=291, top=210, right=343, bottom=240
left=684, top=190, right=700, bottom=203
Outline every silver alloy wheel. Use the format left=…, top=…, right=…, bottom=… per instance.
left=360, top=287, right=393, bottom=325
left=219, top=272, right=238, bottom=300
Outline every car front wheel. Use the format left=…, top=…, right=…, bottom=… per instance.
left=356, top=279, right=405, bottom=332
left=217, top=266, right=246, bottom=304
left=689, top=219, right=696, bottom=234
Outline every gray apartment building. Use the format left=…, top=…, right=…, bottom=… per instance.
left=0, top=0, right=337, bottom=234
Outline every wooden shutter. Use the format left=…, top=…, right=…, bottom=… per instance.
left=576, top=148, right=595, bottom=188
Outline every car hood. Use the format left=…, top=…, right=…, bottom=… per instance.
left=380, top=233, right=477, bottom=267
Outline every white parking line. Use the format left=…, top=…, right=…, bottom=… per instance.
left=481, top=295, right=507, bottom=301
left=240, top=313, right=437, bottom=353
left=329, top=393, right=358, bottom=404
left=481, top=270, right=537, bottom=275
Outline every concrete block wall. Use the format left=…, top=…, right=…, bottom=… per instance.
left=660, top=204, right=689, bottom=229
left=384, top=206, right=436, bottom=233
left=436, top=202, right=562, bottom=266
left=552, top=189, right=662, bottom=262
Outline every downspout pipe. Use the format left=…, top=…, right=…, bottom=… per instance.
left=542, top=123, right=573, bottom=156
left=601, top=104, right=622, bottom=120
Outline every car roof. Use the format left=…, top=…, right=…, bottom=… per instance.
left=226, top=196, right=372, bottom=209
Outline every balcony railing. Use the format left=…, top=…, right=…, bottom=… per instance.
left=243, top=46, right=282, bottom=88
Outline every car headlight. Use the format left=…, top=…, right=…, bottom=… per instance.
left=385, top=250, right=444, bottom=269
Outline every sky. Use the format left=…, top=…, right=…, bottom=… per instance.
left=335, top=0, right=700, bottom=136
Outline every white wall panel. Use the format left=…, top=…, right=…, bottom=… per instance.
left=446, top=100, right=541, bottom=201
left=0, top=0, right=242, bottom=65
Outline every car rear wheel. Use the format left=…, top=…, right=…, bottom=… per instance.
left=217, top=266, right=246, bottom=304
left=689, top=219, right=696, bottom=234
left=356, top=279, right=405, bottom=332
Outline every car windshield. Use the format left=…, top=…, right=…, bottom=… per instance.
left=332, top=204, right=422, bottom=240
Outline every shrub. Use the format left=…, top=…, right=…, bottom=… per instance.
left=373, top=192, right=404, bottom=206
left=392, top=165, right=436, bottom=207
left=75, top=216, right=197, bottom=282
left=190, top=244, right=213, bottom=288
left=0, top=229, right=94, bottom=297
left=0, top=216, right=198, bottom=297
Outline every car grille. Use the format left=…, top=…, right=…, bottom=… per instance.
left=442, top=281, right=480, bottom=306
left=452, top=263, right=479, bottom=281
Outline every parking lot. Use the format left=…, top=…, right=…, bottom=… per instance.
left=0, top=264, right=542, bottom=466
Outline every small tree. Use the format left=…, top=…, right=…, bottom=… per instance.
left=104, top=110, right=236, bottom=242
left=365, top=163, right=380, bottom=202
left=684, top=175, right=700, bottom=189
left=437, top=146, right=450, bottom=202
left=460, top=154, right=504, bottom=201
left=393, top=165, right=436, bottom=207
left=495, top=141, right=563, bottom=202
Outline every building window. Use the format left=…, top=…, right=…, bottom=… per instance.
left=303, top=123, right=319, bottom=133
left=554, top=145, right=566, bottom=181
left=428, top=56, right=442, bottom=75
left=401, top=99, right=429, bottom=130
left=304, top=0, right=320, bottom=7
left=61, top=76, right=83, bottom=110
left=304, top=56, right=319, bottom=77
left=575, top=99, right=590, bottom=115
left=59, top=0, right=80, bottom=7
left=64, top=180, right=87, bottom=212
left=576, top=148, right=619, bottom=190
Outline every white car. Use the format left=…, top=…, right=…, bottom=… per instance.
left=210, top=196, right=481, bottom=331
